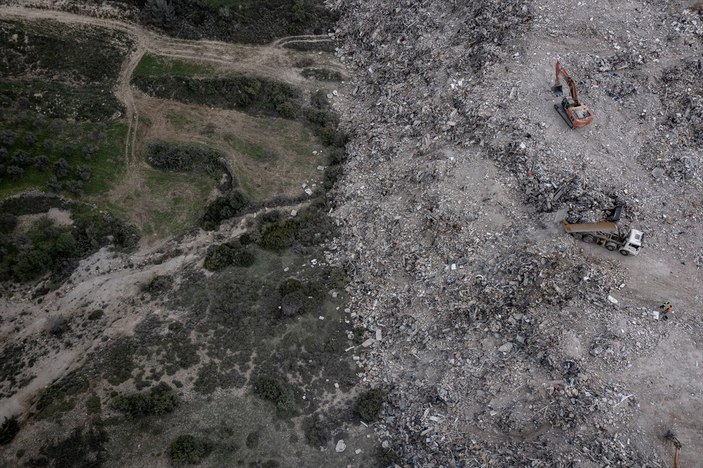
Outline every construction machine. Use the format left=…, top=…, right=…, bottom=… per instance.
left=552, top=61, right=594, bottom=129
left=664, top=431, right=681, bottom=468
left=562, top=220, right=644, bottom=256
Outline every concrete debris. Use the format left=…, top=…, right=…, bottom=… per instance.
left=327, top=0, right=703, bottom=464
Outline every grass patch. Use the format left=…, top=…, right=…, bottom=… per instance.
left=166, top=111, right=192, bottom=130
left=133, top=53, right=215, bottom=78
left=224, top=133, right=277, bottom=162
left=140, top=167, right=217, bottom=238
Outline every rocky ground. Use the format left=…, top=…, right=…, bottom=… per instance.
left=329, top=0, right=703, bottom=465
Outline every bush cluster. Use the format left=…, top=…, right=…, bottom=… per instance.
left=300, top=68, right=343, bottom=82
left=168, top=434, right=211, bottom=464
left=111, top=383, right=178, bottom=418
left=201, top=190, right=251, bottom=230
left=253, top=376, right=295, bottom=414
left=138, top=0, right=339, bottom=44
left=0, top=417, right=19, bottom=445
left=203, top=240, right=256, bottom=271
left=133, top=75, right=299, bottom=118
left=146, top=140, right=222, bottom=174
left=354, top=388, right=385, bottom=422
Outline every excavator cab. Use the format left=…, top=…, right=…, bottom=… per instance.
left=553, top=61, right=593, bottom=129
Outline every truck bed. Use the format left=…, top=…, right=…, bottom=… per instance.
left=562, top=220, right=618, bottom=234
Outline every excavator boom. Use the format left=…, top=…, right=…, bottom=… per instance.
left=552, top=61, right=593, bottom=128
left=554, top=61, right=581, bottom=105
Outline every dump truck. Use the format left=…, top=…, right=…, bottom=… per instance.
left=562, top=220, right=644, bottom=256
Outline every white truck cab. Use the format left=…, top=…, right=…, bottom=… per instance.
left=620, top=229, right=644, bottom=256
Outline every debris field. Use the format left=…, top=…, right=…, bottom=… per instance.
left=329, top=0, right=703, bottom=465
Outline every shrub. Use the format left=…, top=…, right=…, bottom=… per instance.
left=88, top=310, right=104, bottom=320
left=13, top=249, right=51, bottom=281
left=0, top=213, right=17, bottom=234
left=375, top=446, right=402, bottom=467
left=39, top=425, right=108, bottom=467
left=253, top=376, right=295, bottom=413
left=201, top=190, right=251, bottom=230
left=35, top=155, right=50, bottom=171
left=278, top=277, right=302, bottom=296
left=82, top=145, right=97, bottom=161
left=146, top=140, right=222, bottom=173
left=65, top=180, right=84, bottom=196
left=6, top=165, right=24, bottom=180
left=281, top=290, right=305, bottom=316
left=11, top=150, right=33, bottom=167
left=111, top=383, right=178, bottom=418
left=23, top=132, right=37, bottom=146
left=77, top=166, right=92, bottom=181
left=54, top=158, right=71, bottom=179
left=168, top=434, right=211, bottom=464
left=86, top=394, right=101, bottom=415
left=0, top=417, right=19, bottom=445
left=354, top=388, right=385, bottom=422
left=300, top=68, right=343, bottom=82
left=43, top=139, right=54, bottom=153
left=203, top=242, right=256, bottom=271
left=0, top=130, right=16, bottom=146
left=143, top=0, right=176, bottom=27
left=259, top=219, right=298, bottom=251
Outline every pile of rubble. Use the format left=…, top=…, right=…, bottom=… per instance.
left=329, top=0, right=702, bottom=464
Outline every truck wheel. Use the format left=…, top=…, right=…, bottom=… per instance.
left=605, top=243, right=617, bottom=251
left=582, top=234, right=595, bottom=243
left=619, top=249, right=629, bottom=256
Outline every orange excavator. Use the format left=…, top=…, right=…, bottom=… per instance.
left=552, top=61, right=594, bottom=129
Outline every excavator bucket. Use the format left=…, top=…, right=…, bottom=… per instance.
left=552, top=84, right=563, bottom=96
